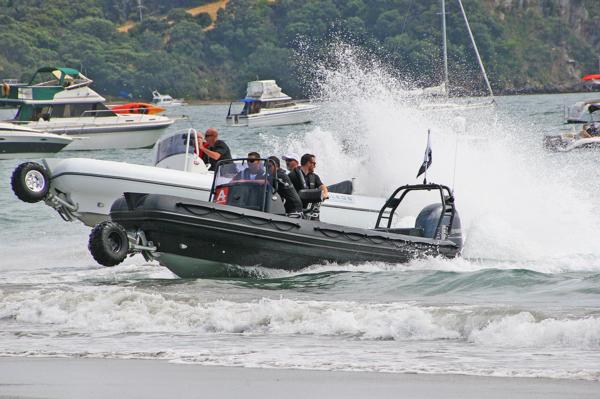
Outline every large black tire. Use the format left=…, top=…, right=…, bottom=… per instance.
left=11, top=162, right=50, bottom=203
left=88, top=221, right=129, bottom=267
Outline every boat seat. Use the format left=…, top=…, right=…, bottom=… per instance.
left=374, top=227, right=425, bottom=237
left=328, top=180, right=353, bottom=195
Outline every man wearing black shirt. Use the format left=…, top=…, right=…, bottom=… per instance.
left=288, top=153, right=329, bottom=208
left=200, top=128, right=232, bottom=171
left=267, top=156, right=303, bottom=215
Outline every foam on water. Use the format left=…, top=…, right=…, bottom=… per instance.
left=1, top=288, right=598, bottom=350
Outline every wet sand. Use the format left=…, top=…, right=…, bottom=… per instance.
left=0, top=357, right=598, bottom=399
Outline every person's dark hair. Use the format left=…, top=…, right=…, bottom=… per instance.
left=248, top=151, right=260, bottom=158
left=267, top=156, right=280, bottom=168
left=300, top=153, right=315, bottom=166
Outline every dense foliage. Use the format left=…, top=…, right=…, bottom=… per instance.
left=0, top=0, right=598, bottom=99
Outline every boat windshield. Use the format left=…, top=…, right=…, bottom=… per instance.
left=154, top=131, right=197, bottom=164
left=213, top=158, right=272, bottom=187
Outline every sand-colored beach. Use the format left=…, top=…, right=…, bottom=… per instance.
left=0, top=357, right=598, bottom=399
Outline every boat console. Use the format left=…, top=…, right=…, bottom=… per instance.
left=209, top=158, right=286, bottom=214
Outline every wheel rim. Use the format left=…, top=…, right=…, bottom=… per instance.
left=107, top=231, right=123, bottom=253
left=24, top=170, right=45, bottom=193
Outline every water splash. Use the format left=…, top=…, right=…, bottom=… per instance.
left=272, top=43, right=600, bottom=266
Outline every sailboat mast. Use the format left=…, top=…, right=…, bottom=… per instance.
left=442, top=0, right=449, bottom=88
left=456, top=0, right=494, bottom=98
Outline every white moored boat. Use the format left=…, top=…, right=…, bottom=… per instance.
left=11, top=129, right=391, bottom=229
left=151, top=90, right=186, bottom=108
left=226, top=80, right=317, bottom=127
left=0, top=67, right=174, bottom=150
left=0, top=123, right=72, bottom=160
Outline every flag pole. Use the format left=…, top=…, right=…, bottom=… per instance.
left=424, top=129, right=430, bottom=184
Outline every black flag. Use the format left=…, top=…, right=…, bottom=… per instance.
left=416, top=130, right=432, bottom=181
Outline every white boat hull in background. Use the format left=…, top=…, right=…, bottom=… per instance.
left=19, top=115, right=174, bottom=150
left=0, top=124, right=72, bottom=160
left=227, top=104, right=317, bottom=127
left=38, top=157, right=386, bottom=228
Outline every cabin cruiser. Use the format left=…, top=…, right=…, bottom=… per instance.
left=11, top=128, right=386, bottom=228
left=0, top=123, right=72, bottom=160
left=226, top=80, right=318, bottom=127
left=0, top=67, right=174, bottom=150
left=151, top=90, right=186, bottom=108
left=87, top=158, right=462, bottom=278
left=546, top=104, right=600, bottom=151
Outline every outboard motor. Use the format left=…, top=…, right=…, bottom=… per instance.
left=415, top=203, right=462, bottom=249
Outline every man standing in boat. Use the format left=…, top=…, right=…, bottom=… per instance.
left=199, top=128, right=232, bottom=171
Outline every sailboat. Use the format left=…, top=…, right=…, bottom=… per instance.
left=418, top=0, right=495, bottom=110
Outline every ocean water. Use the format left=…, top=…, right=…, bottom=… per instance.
left=1, top=69, right=600, bottom=381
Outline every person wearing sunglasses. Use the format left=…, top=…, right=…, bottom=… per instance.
left=199, top=128, right=232, bottom=171
left=288, top=153, right=329, bottom=206
left=233, top=152, right=266, bottom=181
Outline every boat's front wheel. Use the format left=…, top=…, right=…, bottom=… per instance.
left=88, top=221, right=129, bottom=267
left=11, top=162, right=50, bottom=203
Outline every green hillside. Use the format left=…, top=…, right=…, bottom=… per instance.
left=1, top=0, right=598, bottom=100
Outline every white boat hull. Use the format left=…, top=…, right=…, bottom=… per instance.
left=563, top=137, right=600, bottom=151
left=0, top=125, right=72, bottom=160
left=39, top=158, right=386, bottom=228
left=227, top=104, right=317, bottom=127
left=17, top=115, right=173, bottom=150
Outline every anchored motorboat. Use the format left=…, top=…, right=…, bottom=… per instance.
left=0, top=67, right=174, bottom=150
left=226, top=80, right=318, bottom=127
left=87, top=158, right=462, bottom=278
left=0, top=123, right=72, bottom=160
left=151, top=90, right=186, bottom=108
left=546, top=104, right=600, bottom=151
left=11, top=129, right=386, bottom=228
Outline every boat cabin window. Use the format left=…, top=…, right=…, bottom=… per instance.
left=155, top=133, right=195, bottom=164
left=262, top=100, right=295, bottom=109
left=241, top=101, right=261, bottom=115
left=14, top=103, right=115, bottom=121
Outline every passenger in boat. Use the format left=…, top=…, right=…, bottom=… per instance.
left=267, top=156, right=303, bottom=215
left=579, top=123, right=600, bottom=138
left=200, top=128, right=232, bottom=171
left=233, top=152, right=266, bottom=180
left=282, top=152, right=300, bottom=172
left=288, top=153, right=329, bottom=205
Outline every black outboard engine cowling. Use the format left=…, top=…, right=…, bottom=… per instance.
left=415, top=203, right=462, bottom=249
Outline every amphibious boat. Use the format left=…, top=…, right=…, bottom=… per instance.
left=88, top=158, right=462, bottom=278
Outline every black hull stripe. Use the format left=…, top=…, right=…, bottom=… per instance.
left=0, top=142, right=69, bottom=154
